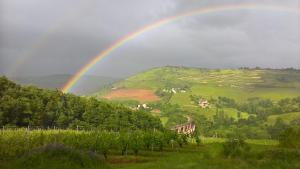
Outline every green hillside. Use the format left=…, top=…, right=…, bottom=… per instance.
left=94, top=66, right=300, bottom=137
left=267, top=112, right=300, bottom=125
left=98, top=66, right=299, bottom=101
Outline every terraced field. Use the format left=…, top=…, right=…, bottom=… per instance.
left=97, top=67, right=299, bottom=101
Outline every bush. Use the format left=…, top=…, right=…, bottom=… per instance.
left=9, top=143, right=106, bottom=169
left=222, top=134, right=250, bottom=158
left=279, top=127, right=300, bottom=148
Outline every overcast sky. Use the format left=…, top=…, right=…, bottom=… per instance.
left=1, top=0, right=300, bottom=78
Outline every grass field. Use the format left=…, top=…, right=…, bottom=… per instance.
left=267, top=112, right=300, bottom=125
left=3, top=141, right=299, bottom=169
left=95, top=66, right=300, bottom=107
left=102, top=67, right=300, bottom=100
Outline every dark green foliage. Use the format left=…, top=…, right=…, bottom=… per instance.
left=7, top=143, right=107, bottom=169
left=150, top=103, right=187, bottom=128
left=189, top=95, right=202, bottom=105
left=0, top=129, right=181, bottom=159
left=192, top=127, right=201, bottom=146
left=92, top=131, right=116, bottom=159
left=279, top=127, right=300, bottom=148
left=267, top=118, right=289, bottom=139
left=237, top=97, right=299, bottom=119
left=216, top=97, right=237, bottom=108
left=0, top=76, right=162, bottom=130
left=118, top=131, right=130, bottom=155
left=130, top=130, right=143, bottom=155
left=188, top=94, right=300, bottom=139
left=222, top=133, right=250, bottom=158
left=176, top=134, right=188, bottom=147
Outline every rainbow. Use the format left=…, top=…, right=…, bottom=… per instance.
left=62, top=3, right=300, bottom=93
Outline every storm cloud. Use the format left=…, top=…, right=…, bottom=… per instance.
left=1, top=0, right=299, bottom=78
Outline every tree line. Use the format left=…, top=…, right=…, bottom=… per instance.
left=0, top=76, right=162, bottom=130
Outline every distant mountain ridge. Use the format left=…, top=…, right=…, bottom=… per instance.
left=9, top=74, right=119, bottom=95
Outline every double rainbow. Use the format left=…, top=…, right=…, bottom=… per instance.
left=62, top=3, right=300, bottom=93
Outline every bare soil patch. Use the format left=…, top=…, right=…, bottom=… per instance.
left=104, top=89, right=159, bottom=102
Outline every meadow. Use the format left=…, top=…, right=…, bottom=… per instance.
left=101, top=67, right=300, bottom=103
left=267, top=112, right=300, bottom=125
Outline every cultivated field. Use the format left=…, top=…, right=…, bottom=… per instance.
left=104, top=89, right=159, bottom=102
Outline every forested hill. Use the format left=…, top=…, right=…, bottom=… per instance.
left=0, top=76, right=162, bottom=130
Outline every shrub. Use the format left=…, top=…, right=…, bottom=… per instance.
left=279, top=127, right=300, bottom=148
left=222, top=134, right=250, bottom=158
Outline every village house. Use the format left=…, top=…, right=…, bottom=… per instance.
left=163, top=88, right=185, bottom=94
left=199, top=99, right=209, bottom=108
left=137, top=103, right=149, bottom=109
left=171, top=122, right=196, bottom=135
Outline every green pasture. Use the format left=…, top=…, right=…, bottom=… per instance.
left=96, top=67, right=299, bottom=105
left=267, top=112, right=300, bottom=125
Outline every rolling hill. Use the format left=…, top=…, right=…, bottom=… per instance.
left=95, top=66, right=300, bottom=102
left=267, top=112, right=300, bottom=125
left=93, top=66, right=300, bottom=128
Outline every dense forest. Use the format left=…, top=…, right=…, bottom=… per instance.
left=0, top=76, right=162, bottom=130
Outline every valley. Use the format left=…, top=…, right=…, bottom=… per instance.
left=1, top=67, right=299, bottom=169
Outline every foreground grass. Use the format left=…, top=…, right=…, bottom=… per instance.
left=1, top=143, right=108, bottom=169
left=201, top=137, right=279, bottom=146
left=2, top=142, right=299, bottom=169
left=110, top=144, right=300, bottom=169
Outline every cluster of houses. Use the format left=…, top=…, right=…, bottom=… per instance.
left=130, top=103, right=150, bottom=110
left=162, top=88, right=186, bottom=94
left=136, top=104, right=150, bottom=110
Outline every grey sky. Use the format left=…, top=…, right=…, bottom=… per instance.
left=0, top=0, right=300, bottom=78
